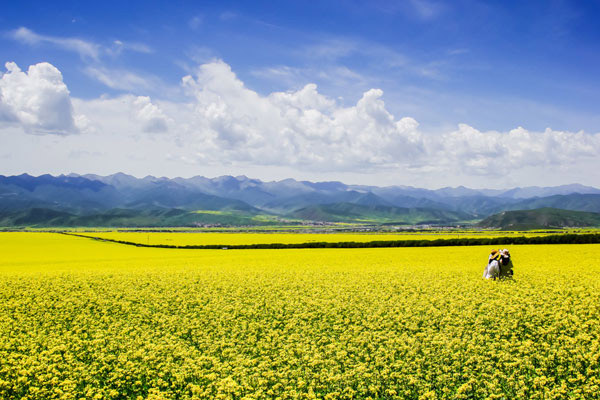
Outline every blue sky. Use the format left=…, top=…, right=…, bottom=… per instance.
left=1, top=0, right=599, bottom=188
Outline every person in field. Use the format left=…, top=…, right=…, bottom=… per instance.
left=483, top=248, right=514, bottom=279
left=498, top=249, right=514, bottom=278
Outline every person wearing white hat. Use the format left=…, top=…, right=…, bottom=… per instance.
left=498, top=249, right=514, bottom=278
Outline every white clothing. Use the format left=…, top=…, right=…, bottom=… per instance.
left=483, top=260, right=500, bottom=279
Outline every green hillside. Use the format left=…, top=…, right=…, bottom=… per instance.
left=477, top=207, right=600, bottom=230
left=286, top=202, right=472, bottom=224
left=0, top=208, right=287, bottom=228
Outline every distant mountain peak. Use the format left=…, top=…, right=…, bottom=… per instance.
left=2, top=173, right=600, bottom=228
left=111, top=172, right=136, bottom=178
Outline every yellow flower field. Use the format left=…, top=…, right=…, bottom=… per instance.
left=1, top=232, right=599, bottom=399
left=73, top=230, right=572, bottom=247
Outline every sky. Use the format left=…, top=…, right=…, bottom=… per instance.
left=1, top=0, right=599, bottom=189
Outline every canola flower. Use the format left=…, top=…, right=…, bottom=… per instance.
left=0, top=232, right=599, bottom=399
left=73, top=230, right=572, bottom=247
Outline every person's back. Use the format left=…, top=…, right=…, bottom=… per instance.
left=483, top=249, right=501, bottom=279
left=498, top=249, right=514, bottom=278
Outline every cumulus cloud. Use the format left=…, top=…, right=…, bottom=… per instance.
left=179, top=60, right=424, bottom=169
left=164, top=60, right=600, bottom=176
left=435, top=124, right=600, bottom=176
left=0, top=61, right=84, bottom=134
left=2, top=58, right=598, bottom=186
left=133, top=96, right=169, bottom=133
left=69, top=94, right=157, bottom=135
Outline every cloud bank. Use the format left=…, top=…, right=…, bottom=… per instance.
left=179, top=61, right=423, bottom=169
left=1, top=59, right=599, bottom=186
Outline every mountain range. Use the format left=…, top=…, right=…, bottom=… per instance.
left=1, top=173, right=600, bottom=227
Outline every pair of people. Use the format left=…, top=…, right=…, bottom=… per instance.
left=483, top=248, right=514, bottom=280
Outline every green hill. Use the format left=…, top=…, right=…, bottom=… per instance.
left=505, top=193, right=600, bottom=213
left=477, top=207, right=600, bottom=230
left=286, top=202, right=472, bottom=224
left=0, top=208, right=284, bottom=228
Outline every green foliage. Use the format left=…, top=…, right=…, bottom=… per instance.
left=285, top=202, right=471, bottom=224
left=479, top=208, right=600, bottom=230
left=0, top=208, right=289, bottom=228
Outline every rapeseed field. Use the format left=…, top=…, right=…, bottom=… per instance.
left=1, top=232, right=599, bottom=399
left=74, top=230, right=568, bottom=247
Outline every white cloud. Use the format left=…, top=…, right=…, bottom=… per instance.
left=178, top=60, right=425, bottom=170
left=133, top=96, right=169, bottom=133
left=10, top=27, right=157, bottom=94
left=2, top=59, right=599, bottom=187
left=72, top=94, right=170, bottom=136
left=11, top=27, right=152, bottom=60
left=434, top=124, right=600, bottom=176
left=174, top=60, right=600, bottom=180
left=107, top=40, right=153, bottom=56
left=11, top=27, right=100, bottom=60
left=256, top=37, right=441, bottom=97
left=84, top=66, right=159, bottom=92
left=0, top=61, right=84, bottom=135
left=186, top=46, right=219, bottom=65
left=251, top=64, right=368, bottom=95
left=299, top=38, right=408, bottom=70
